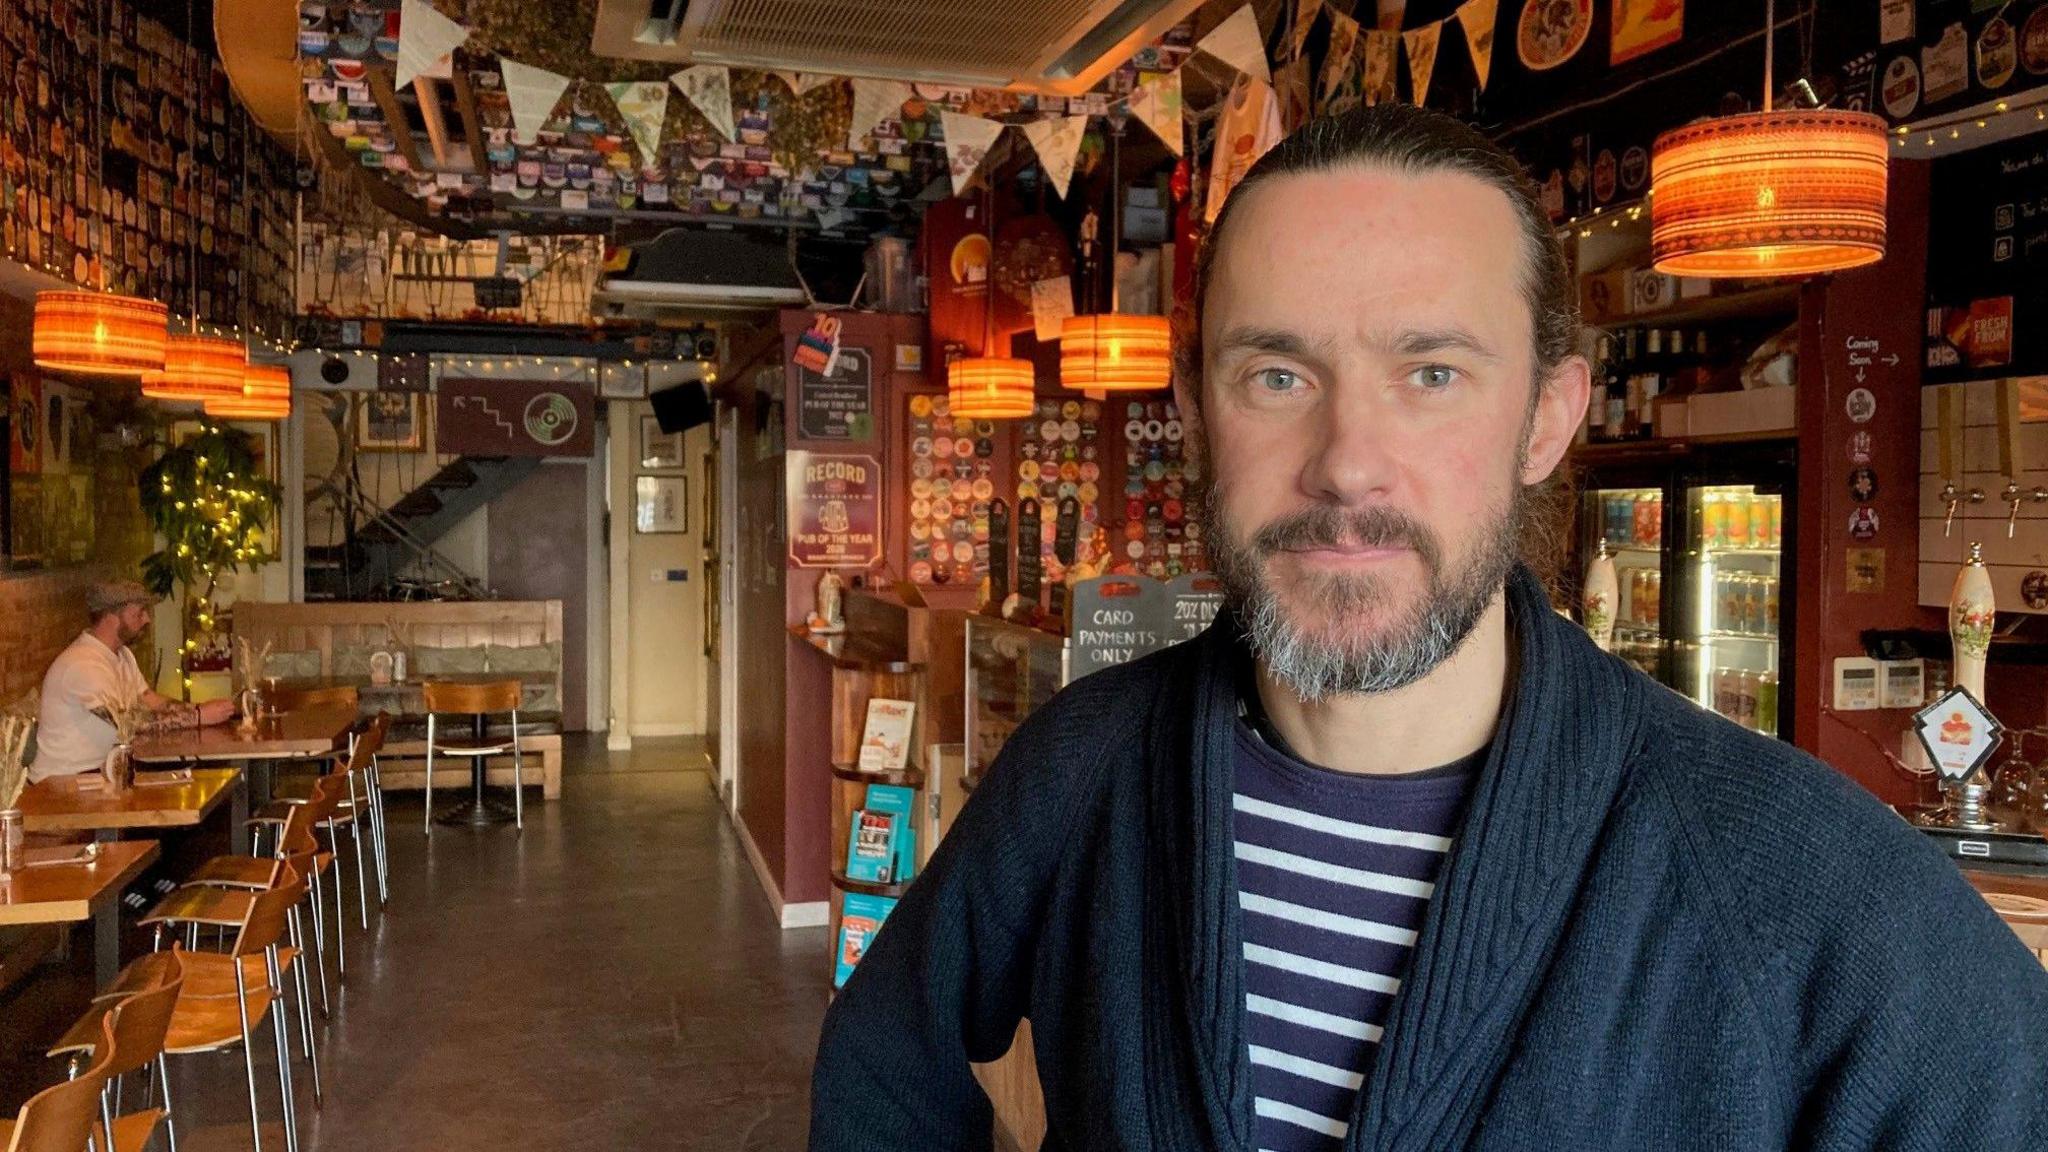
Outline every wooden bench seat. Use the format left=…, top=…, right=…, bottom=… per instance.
left=373, top=733, right=563, bottom=800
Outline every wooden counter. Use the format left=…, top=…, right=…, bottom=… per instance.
left=789, top=624, right=918, bottom=673
left=1964, top=868, right=2048, bottom=955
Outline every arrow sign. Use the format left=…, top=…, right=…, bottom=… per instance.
left=1883, top=353, right=1901, bottom=366
left=1856, top=366, right=1866, bottom=382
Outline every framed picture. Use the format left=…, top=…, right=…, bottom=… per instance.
left=639, top=415, right=685, bottom=470
left=600, top=360, right=649, bottom=400
left=635, top=475, right=687, bottom=534
left=358, top=392, right=424, bottom=452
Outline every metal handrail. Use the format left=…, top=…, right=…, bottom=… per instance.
left=331, top=480, right=491, bottom=601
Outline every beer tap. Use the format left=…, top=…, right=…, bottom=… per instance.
left=1943, top=483, right=1984, bottom=537
left=1998, top=379, right=2027, bottom=540
left=1936, top=385, right=1980, bottom=537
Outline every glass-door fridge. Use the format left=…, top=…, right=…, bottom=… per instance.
left=1574, top=443, right=1797, bottom=742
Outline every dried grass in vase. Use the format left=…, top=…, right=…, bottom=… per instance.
left=0, top=714, right=33, bottom=810
left=234, top=636, right=273, bottom=691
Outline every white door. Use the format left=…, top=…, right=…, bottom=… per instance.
left=717, top=407, right=741, bottom=812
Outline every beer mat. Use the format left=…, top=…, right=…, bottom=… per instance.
left=22, top=843, right=101, bottom=868
left=1981, top=892, right=2048, bottom=920
left=133, top=768, right=195, bottom=787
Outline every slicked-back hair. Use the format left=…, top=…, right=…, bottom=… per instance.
left=1176, top=103, right=1580, bottom=402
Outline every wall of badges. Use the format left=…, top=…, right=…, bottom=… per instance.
left=0, top=0, right=297, bottom=342
left=904, top=391, right=1001, bottom=589
left=1016, top=397, right=1103, bottom=586
left=1119, top=398, right=1204, bottom=579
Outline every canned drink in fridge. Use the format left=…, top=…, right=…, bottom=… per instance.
left=1701, top=493, right=1726, bottom=548
left=1633, top=493, right=1657, bottom=546
left=1723, top=491, right=1752, bottom=548
left=1717, top=572, right=1740, bottom=632
left=1735, top=670, right=1758, bottom=730
left=1756, top=672, right=1778, bottom=736
left=1769, top=495, right=1782, bottom=548
left=1713, top=667, right=1738, bottom=719
left=1761, top=577, right=1779, bottom=636
left=1748, top=495, right=1773, bottom=550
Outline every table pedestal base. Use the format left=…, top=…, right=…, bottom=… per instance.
left=434, top=793, right=518, bottom=826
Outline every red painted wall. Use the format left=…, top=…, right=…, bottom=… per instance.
left=1795, top=158, right=1940, bottom=808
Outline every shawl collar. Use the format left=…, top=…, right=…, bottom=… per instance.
left=1143, top=566, right=1651, bottom=1150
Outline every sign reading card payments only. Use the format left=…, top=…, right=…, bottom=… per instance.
left=787, top=451, right=881, bottom=569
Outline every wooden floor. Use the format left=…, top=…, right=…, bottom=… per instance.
left=1, top=736, right=833, bottom=1150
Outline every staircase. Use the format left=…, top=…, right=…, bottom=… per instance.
left=306, top=455, right=541, bottom=601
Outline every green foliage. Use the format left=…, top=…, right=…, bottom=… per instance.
left=137, top=423, right=281, bottom=601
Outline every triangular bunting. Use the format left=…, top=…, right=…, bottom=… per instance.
left=938, top=110, right=1005, bottom=195
left=1402, top=20, right=1443, bottom=106
left=1197, top=5, right=1270, bottom=83
left=1361, top=29, right=1399, bottom=106
left=1289, top=0, right=1324, bottom=61
left=1318, top=10, right=1361, bottom=113
left=1457, top=0, right=1499, bottom=93
left=1021, top=115, right=1089, bottom=198
left=848, top=78, right=914, bottom=150
left=499, top=58, right=573, bottom=145
left=1376, top=0, right=1408, bottom=32
left=1129, top=69, right=1184, bottom=157
left=1274, top=55, right=1312, bottom=132
left=776, top=72, right=838, bottom=97
left=606, top=81, right=670, bottom=165
left=396, top=0, right=469, bottom=89
left=671, top=64, right=735, bottom=142
left=1205, top=78, right=1284, bottom=223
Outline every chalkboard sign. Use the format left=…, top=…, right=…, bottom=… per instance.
left=1166, top=572, right=1226, bottom=642
left=1016, top=500, right=1043, bottom=603
left=796, top=347, right=874, bottom=441
left=1926, top=133, right=2048, bottom=382
left=1068, top=576, right=1170, bottom=683
left=988, top=498, right=1011, bottom=607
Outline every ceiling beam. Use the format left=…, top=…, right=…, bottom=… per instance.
left=413, top=77, right=453, bottom=170
left=450, top=68, right=489, bottom=175
left=366, top=69, right=427, bottom=175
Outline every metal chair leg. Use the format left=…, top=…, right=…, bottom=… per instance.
left=268, top=952, right=297, bottom=1152
left=424, top=715, right=436, bottom=836
left=369, top=755, right=390, bottom=904
left=287, top=946, right=321, bottom=1106
left=235, top=969, right=265, bottom=1152
left=350, top=816, right=369, bottom=930
left=159, top=1051, right=179, bottom=1152
left=510, top=709, right=524, bottom=830
left=329, top=837, right=346, bottom=979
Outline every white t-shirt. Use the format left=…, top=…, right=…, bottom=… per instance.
left=31, top=631, right=151, bottom=783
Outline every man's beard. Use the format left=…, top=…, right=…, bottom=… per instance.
left=1203, top=476, right=1525, bottom=702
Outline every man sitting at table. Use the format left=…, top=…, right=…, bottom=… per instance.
left=29, top=580, right=234, bottom=783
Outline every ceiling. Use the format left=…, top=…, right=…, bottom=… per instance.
left=589, top=0, right=1208, bottom=94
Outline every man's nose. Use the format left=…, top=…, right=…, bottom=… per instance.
left=1300, top=383, right=1399, bottom=507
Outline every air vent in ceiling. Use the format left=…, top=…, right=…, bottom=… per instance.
left=591, top=0, right=1207, bottom=95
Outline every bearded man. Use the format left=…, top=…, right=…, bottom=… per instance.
left=810, top=105, right=2048, bottom=1151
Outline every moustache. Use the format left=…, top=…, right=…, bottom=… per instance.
left=1250, top=504, right=1443, bottom=570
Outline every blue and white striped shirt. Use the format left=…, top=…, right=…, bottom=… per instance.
left=1232, top=721, right=1476, bottom=1152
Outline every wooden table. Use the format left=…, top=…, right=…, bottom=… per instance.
left=131, top=704, right=360, bottom=763
left=0, top=841, right=159, bottom=985
left=19, top=768, right=245, bottom=845
left=1964, top=868, right=2048, bottom=954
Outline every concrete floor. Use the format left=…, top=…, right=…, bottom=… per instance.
left=3, top=735, right=833, bottom=1151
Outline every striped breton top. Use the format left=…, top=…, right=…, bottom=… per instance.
left=1231, top=717, right=1477, bottom=1152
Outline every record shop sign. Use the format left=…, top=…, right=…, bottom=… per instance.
left=797, top=346, right=874, bottom=441
left=436, top=379, right=596, bottom=457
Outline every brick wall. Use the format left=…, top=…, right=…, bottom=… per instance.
left=0, top=570, right=95, bottom=705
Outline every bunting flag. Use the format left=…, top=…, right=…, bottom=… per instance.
left=606, top=81, right=670, bottom=165
left=1289, top=0, right=1324, bottom=61
left=1197, top=5, right=1270, bottom=82
left=499, top=58, right=573, bottom=145
left=1457, top=0, right=1499, bottom=92
left=395, top=0, right=469, bottom=89
left=1361, top=29, right=1399, bottom=106
left=939, top=110, right=1005, bottom=194
left=1318, top=10, right=1361, bottom=113
left=1274, top=55, right=1313, bottom=132
left=1129, top=69, right=1184, bottom=157
left=671, top=64, right=735, bottom=142
left=1376, top=0, right=1409, bottom=32
left=1403, top=20, right=1443, bottom=105
left=776, top=72, right=837, bottom=97
left=1205, top=78, right=1284, bottom=222
left=1020, top=115, right=1089, bottom=198
left=848, top=78, right=914, bottom=150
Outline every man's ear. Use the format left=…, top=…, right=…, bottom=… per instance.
left=1522, top=355, right=1591, bottom=485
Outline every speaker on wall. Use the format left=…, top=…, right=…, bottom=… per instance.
left=649, top=381, right=713, bottom=434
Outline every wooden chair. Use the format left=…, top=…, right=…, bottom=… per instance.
left=264, top=684, right=360, bottom=714
left=422, top=679, right=526, bottom=833
left=251, top=713, right=390, bottom=932
left=0, top=1015, right=116, bottom=1152
left=46, top=950, right=186, bottom=1152
left=135, top=870, right=311, bottom=1152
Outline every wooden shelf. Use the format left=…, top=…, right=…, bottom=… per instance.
left=831, top=763, right=926, bottom=788
left=1589, top=284, right=1803, bottom=329
left=830, top=871, right=913, bottom=898
left=1574, top=431, right=1794, bottom=464
left=788, top=624, right=918, bottom=672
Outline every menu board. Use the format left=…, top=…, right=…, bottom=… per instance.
left=903, top=392, right=995, bottom=588
left=1926, top=131, right=2048, bottom=381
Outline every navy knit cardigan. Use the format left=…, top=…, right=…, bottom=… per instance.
left=811, top=568, right=2048, bottom=1150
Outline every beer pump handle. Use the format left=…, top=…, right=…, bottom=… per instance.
left=1949, top=542, right=1994, bottom=702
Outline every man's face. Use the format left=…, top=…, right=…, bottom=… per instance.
left=114, top=602, right=150, bottom=645
left=1183, top=165, right=1586, bottom=700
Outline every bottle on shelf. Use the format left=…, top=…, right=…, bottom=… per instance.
left=1701, top=491, right=1726, bottom=549
left=1723, top=490, right=1753, bottom=549
left=1756, top=671, right=1778, bottom=735
left=1589, top=335, right=1614, bottom=441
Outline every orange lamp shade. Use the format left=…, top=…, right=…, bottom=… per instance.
left=1649, top=109, right=1889, bottom=278
left=947, top=357, right=1036, bottom=420
left=141, top=334, right=249, bottom=402
left=1059, top=314, right=1173, bottom=391
left=205, top=363, right=292, bottom=419
left=32, top=291, right=170, bottom=376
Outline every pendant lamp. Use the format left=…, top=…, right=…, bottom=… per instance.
left=1062, top=123, right=1173, bottom=391
left=32, top=291, right=170, bottom=376
left=1649, top=0, right=1887, bottom=278
left=949, top=169, right=1038, bottom=420
left=205, top=362, right=291, bottom=420
left=142, top=333, right=249, bottom=402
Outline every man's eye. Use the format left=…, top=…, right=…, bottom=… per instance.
left=1410, top=364, right=1459, bottom=390
left=1251, top=368, right=1303, bottom=393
